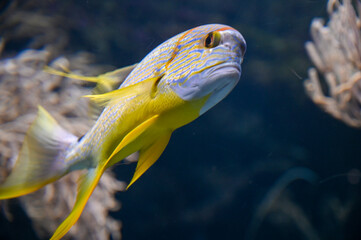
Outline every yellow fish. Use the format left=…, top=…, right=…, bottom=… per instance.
left=0, top=24, right=246, bottom=239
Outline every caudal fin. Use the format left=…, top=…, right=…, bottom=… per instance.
left=0, top=106, right=78, bottom=199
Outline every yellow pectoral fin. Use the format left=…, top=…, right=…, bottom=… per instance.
left=50, top=167, right=105, bottom=240
left=83, top=74, right=162, bottom=107
left=83, top=88, right=131, bottom=107
left=127, top=132, right=172, bottom=190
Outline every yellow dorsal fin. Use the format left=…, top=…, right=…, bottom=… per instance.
left=93, top=63, right=138, bottom=94
left=88, top=64, right=138, bottom=118
left=45, top=64, right=138, bottom=119
left=44, top=63, right=137, bottom=88
left=127, top=132, right=172, bottom=189
left=44, top=66, right=101, bottom=83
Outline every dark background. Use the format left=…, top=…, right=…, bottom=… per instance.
left=1, top=0, right=360, bottom=239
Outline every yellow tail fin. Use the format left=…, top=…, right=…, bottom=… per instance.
left=0, top=106, right=77, bottom=199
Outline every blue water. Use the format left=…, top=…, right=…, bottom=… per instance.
left=1, top=0, right=360, bottom=239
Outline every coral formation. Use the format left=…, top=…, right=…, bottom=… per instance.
left=304, top=0, right=361, bottom=127
left=0, top=2, right=126, bottom=239
left=0, top=46, right=125, bottom=240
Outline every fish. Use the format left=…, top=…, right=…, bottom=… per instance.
left=0, top=24, right=246, bottom=239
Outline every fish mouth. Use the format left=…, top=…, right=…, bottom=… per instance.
left=196, top=62, right=241, bottom=115
left=207, top=62, right=241, bottom=90
left=170, top=61, right=242, bottom=108
left=208, top=62, right=241, bottom=77
left=199, top=61, right=241, bottom=97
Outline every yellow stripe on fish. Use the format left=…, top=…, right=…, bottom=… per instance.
left=0, top=24, right=246, bottom=239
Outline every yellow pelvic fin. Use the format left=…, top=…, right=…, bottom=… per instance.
left=0, top=106, right=76, bottom=199
left=127, top=132, right=172, bottom=190
left=107, top=115, right=159, bottom=164
left=50, top=167, right=105, bottom=240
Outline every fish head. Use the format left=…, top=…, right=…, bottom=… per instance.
left=167, top=24, right=246, bottom=115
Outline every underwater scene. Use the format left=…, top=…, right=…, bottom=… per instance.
left=0, top=0, right=360, bottom=239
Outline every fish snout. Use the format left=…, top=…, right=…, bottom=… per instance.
left=218, top=29, right=247, bottom=61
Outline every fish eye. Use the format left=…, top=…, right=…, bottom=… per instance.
left=204, top=31, right=221, bottom=48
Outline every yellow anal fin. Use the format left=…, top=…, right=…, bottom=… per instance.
left=127, top=132, right=172, bottom=189
left=50, top=167, right=105, bottom=240
left=44, top=63, right=137, bottom=88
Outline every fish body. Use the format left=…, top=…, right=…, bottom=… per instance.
left=0, top=24, right=246, bottom=239
left=71, top=24, right=245, bottom=170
